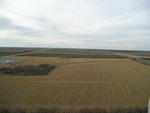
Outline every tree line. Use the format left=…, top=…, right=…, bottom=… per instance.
left=0, top=64, right=55, bottom=75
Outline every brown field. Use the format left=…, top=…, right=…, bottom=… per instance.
left=0, top=57, right=150, bottom=112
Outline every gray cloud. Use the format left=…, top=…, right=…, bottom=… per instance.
left=0, top=0, right=150, bottom=50
left=0, top=17, right=12, bottom=29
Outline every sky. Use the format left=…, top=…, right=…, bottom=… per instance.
left=0, top=0, right=150, bottom=50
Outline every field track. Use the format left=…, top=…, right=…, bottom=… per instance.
left=0, top=57, right=150, bottom=112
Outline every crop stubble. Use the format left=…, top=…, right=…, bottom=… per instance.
left=0, top=57, right=150, bottom=111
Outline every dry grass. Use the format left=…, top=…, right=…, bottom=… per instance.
left=0, top=57, right=150, bottom=112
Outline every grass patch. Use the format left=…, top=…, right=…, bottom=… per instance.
left=132, top=58, right=150, bottom=66
left=19, top=53, right=126, bottom=58
left=130, top=54, right=150, bottom=57
left=0, top=52, right=20, bottom=57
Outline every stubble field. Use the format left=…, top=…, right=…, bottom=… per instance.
left=0, top=57, right=150, bottom=112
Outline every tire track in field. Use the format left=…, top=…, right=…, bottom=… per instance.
left=76, top=84, right=88, bottom=108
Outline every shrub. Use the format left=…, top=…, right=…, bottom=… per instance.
left=0, top=64, right=55, bottom=75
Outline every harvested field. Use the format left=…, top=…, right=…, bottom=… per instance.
left=0, top=57, right=150, bottom=112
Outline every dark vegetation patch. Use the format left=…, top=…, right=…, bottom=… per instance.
left=17, top=48, right=127, bottom=58
left=132, top=58, right=150, bottom=66
left=0, top=47, right=42, bottom=57
left=19, top=53, right=126, bottom=58
left=0, top=52, right=21, bottom=57
left=130, top=54, right=150, bottom=57
left=0, top=107, right=147, bottom=113
left=0, top=64, right=55, bottom=75
left=1, top=47, right=149, bottom=58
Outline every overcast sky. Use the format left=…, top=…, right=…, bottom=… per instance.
left=0, top=0, right=150, bottom=50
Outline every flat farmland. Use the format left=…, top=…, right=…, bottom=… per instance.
left=0, top=57, right=150, bottom=112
